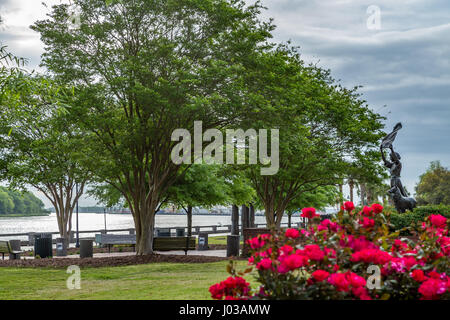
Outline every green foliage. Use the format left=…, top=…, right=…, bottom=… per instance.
left=286, top=186, right=338, bottom=214
left=165, top=165, right=230, bottom=210
left=390, top=205, right=450, bottom=235
left=0, top=72, right=90, bottom=238
left=236, top=46, right=385, bottom=227
left=0, top=187, right=47, bottom=215
left=31, top=0, right=275, bottom=253
left=415, top=161, right=450, bottom=205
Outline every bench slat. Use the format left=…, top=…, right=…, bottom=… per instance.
left=0, top=241, right=10, bottom=253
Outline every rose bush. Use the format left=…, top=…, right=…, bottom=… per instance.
left=210, top=202, right=450, bottom=300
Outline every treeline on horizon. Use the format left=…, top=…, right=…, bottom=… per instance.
left=48, top=206, right=106, bottom=213
left=0, top=186, right=48, bottom=215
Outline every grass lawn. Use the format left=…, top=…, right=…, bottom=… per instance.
left=0, top=261, right=256, bottom=300
left=208, top=236, right=243, bottom=245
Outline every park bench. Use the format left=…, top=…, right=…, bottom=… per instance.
left=95, top=234, right=136, bottom=253
left=153, top=236, right=196, bottom=255
left=0, top=240, right=23, bottom=260
left=95, top=234, right=196, bottom=255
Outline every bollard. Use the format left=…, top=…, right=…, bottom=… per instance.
left=198, top=233, right=209, bottom=251
left=80, top=239, right=93, bottom=258
left=226, top=235, right=239, bottom=257
left=9, top=240, right=21, bottom=260
left=56, top=237, right=68, bottom=256
left=28, top=232, right=35, bottom=246
left=69, top=231, right=76, bottom=243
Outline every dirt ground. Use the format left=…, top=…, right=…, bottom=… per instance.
left=0, top=253, right=235, bottom=268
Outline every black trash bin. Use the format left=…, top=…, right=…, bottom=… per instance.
left=34, top=233, right=53, bottom=258
left=80, top=239, right=93, bottom=258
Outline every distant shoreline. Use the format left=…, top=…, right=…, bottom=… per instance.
left=0, top=213, right=50, bottom=218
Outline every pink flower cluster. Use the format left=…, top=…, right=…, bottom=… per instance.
left=209, top=276, right=250, bottom=300
left=210, top=203, right=450, bottom=300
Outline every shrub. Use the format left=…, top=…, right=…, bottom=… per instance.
left=210, top=203, right=450, bottom=300
left=390, top=205, right=450, bottom=235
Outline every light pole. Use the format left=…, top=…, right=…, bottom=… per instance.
left=104, top=208, right=107, bottom=233
left=75, top=182, right=80, bottom=248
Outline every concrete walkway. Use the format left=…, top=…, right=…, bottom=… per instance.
left=2, top=249, right=228, bottom=260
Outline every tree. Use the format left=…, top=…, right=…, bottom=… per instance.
left=33, top=0, right=274, bottom=254
left=0, top=187, right=47, bottom=215
left=0, top=74, right=90, bottom=242
left=415, top=161, right=450, bottom=205
left=285, top=186, right=338, bottom=227
left=238, top=47, right=385, bottom=228
left=345, top=150, right=388, bottom=206
left=0, top=189, right=14, bottom=214
left=165, top=165, right=229, bottom=236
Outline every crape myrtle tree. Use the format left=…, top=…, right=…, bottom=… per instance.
left=165, top=165, right=230, bottom=236
left=284, top=186, right=338, bottom=227
left=32, top=0, right=274, bottom=254
left=237, top=46, right=385, bottom=228
left=0, top=75, right=90, bottom=243
left=344, top=150, right=388, bottom=205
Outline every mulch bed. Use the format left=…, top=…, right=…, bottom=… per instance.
left=0, top=254, right=235, bottom=269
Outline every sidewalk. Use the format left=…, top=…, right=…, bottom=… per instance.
left=3, top=249, right=227, bottom=260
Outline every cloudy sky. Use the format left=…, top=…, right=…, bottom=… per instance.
left=0, top=0, right=449, bottom=207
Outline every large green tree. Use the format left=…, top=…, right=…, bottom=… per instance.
left=0, top=187, right=47, bottom=215
left=0, top=75, right=90, bottom=242
left=415, top=161, right=450, bottom=205
left=33, top=0, right=274, bottom=254
left=165, top=165, right=229, bottom=236
left=237, top=47, right=385, bottom=228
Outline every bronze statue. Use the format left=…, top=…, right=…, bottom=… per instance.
left=380, top=122, right=416, bottom=213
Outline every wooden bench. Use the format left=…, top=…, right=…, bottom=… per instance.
left=95, top=234, right=137, bottom=253
left=95, top=234, right=196, bottom=255
left=153, top=237, right=196, bottom=255
left=0, top=240, right=23, bottom=260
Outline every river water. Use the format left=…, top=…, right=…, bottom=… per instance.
left=0, top=212, right=303, bottom=241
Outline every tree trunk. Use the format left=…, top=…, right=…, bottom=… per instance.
left=349, top=179, right=354, bottom=203
left=186, top=205, right=193, bottom=237
left=288, top=213, right=292, bottom=228
left=249, top=203, right=255, bottom=228
left=338, top=184, right=344, bottom=208
left=231, top=204, right=239, bottom=235
left=241, top=205, right=249, bottom=236
left=264, top=201, right=276, bottom=229
left=360, top=183, right=367, bottom=206
left=134, top=196, right=159, bottom=255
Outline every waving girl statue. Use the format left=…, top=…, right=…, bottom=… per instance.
left=380, top=122, right=416, bottom=212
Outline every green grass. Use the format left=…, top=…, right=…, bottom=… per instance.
left=0, top=261, right=256, bottom=300
left=208, top=236, right=243, bottom=245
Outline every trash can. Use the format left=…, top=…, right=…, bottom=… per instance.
left=34, top=233, right=53, bottom=258
left=176, top=228, right=185, bottom=237
left=80, top=239, right=93, bottom=258
left=56, top=237, right=68, bottom=256
left=156, top=228, right=171, bottom=237
left=198, top=233, right=209, bottom=251
left=226, top=235, right=239, bottom=257
left=9, top=240, right=22, bottom=260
